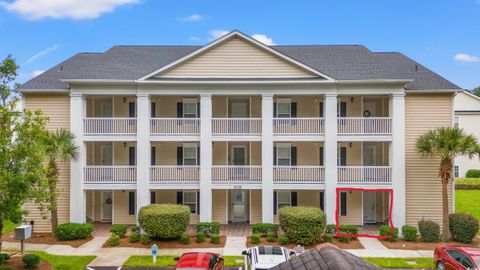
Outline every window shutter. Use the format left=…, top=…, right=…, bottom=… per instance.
left=197, top=191, right=200, bottom=215
left=291, top=147, right=297, bottom=166
left=273, top=147, right=277, bottom=165
left=340, top=192, right=347, bottom=216
left=177, top=102, right=183, bottom=118
left=177, top=147, right=183, bottom=165
left=128, top=102, right=136, bottom=118
left=197, top=102, right=200, bottom=117
left=129, top=146, right=136, bottom=166
left=151, top=146, right=156, bottom=166
left=291, top=102, right=297, bottom=118
left=319, top=102, right=324, bottom=118
left=197, top=146, right=200, bottom=165
left=340, top=102, right=347, bottom=117
left=340, top=147, right=347, bottom=166
left=176, top=191, right=183, bottom=204
left=319, top=147, right=324, bottom=166
left=273, top=102, right=277, bottom=117
left=273, top=191, right=277, bottom=215
left=151, top=102, right=156, bottom=118
left=320, top=191, right=324, bottom=211
left=128, top=192, right=135, bottom=215
left=291, top=192, right=297, bottom=206
left=150, top=191, right=156, bottom=204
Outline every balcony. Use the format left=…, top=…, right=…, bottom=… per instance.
left=150, top=166, right=200, bottom=184
left=337, top=117, right=392, bottom=136
left=273, top=166, right=325, bottom=183
left=84, top=166, right=137, bottom=184
left=84, top=118, right=137, bottom=135
left=212, top=166, right=262, bottom=184
left=150, top=118, right=200, bottom=135
left=337, top=166, right=392, bottom=185
left=212, top=118, right=262, bottom=136
left=273, top=118, right=324, bottom=135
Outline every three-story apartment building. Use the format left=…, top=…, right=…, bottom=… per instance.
left=19, top=31, right=460, bottom=233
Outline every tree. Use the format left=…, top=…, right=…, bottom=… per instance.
left=416, top=127, right=480, bottom=242
left=0, top=55, right=49, bottom=251
left=471, top=86, right=480, bottom=97
left=43, top=129, right=78, bottom=231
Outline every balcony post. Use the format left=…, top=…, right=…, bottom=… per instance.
left=390, top=92, right=406, bottom=229
left=200, top=93, right=212, bottom=222
left=261, top=93, right=274, bottom=223
left=324, top=93, right=338, bottom=224
left=136, top=93, right=151, bottom=214
left=69, top=93, right=86, bottom=223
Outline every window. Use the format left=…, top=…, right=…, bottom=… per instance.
left=340, top=192, right=347, bottom=216
left=277, top=191, right=291, bottom=210
left=277, top=144, right=291, bottom=166
left=183, top=145, right=198, bottom=165
left=183, top=99, right=198, bottom=118
left=183, top=191, right=197, bottom=214
left=128, top=192, right=136, bottom=215
left=454, top=116, right=459, bottom=128
left=128, top=102, right=136, bottom=118
left=454, top=165, right=459, bottom=178
left=276, top=99, right=291, bottom=118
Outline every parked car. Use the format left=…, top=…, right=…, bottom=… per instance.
left=174, top=252, right=224, bottom=270
left=434, top=245, right=480, bottom=270
left=242, top=246, right=294, bottom=270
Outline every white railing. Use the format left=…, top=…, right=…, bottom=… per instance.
left=84, top=166, right=137, bottom=184
left=150, top=166, right=200, bottom=183
left=337, top=166, right=392, bottom=184
left=273, top=118, right=324, bottom=135
left=337, top=117, right=391, bottom=135
left=150, top=118, right=200, bottom=135
left=273, top=166, right=325, bottom=183
left=84, top=118, right=137, bottom=135
left=212, top=118, right=262, bottom=135
left=212, top=166, right=262, bottom=184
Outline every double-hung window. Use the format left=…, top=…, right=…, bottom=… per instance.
left=183, top=144, right=197, bottom=165
left=183, top=191, right=197, bottom=214
left=277, top=191, right=291, bottom=210
left=276, top=99, right=291, bottom=118
left=277, top=144, right=291, bottom=166
left=183, top=99, right=198, bottom=118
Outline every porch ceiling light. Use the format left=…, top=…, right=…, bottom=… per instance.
left=122, top=97, right=127, bottom=103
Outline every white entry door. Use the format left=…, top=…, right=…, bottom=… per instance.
left=101, top=191, right=113, bottom=221
left=232, top=190, right=247, bottom=222
left=101, top=145, right=113, bottom=165
left=363, top=192, right=376, bottom=224
left=363, top=145, right=376, bottom=166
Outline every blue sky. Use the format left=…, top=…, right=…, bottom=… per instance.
left=0, top=0, right=479, bottom=89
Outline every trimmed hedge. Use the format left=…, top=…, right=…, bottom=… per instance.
left=338, top=225, right=358, bottom=243
left=449, top=213, right=479, bottom=243
left=251, top=234, right=260, bottom=244
left=23, top=254, right=40, bottom=270
left=109, top=234, right=120, bottom=246
left=402, top=225, right=418, bottom=242
left=181, top=233, right=190, bottom=244
left=110, top=224, right=128, bottom=238
left=279, top=206, right=326, bottom=245
left=129, top=232, right=140, bottom=243
left=466, top=169, right=480, bottom=178
left=210, top=234, right=220, bottom=244
left=196, top=231, right=206, bottom=243
left=379, top=225, right=398, bottom=242
left=455, top=178, right=480, bottom=190
left=197, top=222, right=220, bottom=236
left=252, top=223, right=277, bottom=236
left=138, top=204, right=190, bottom=240
left=54, top=223, right=93, bottom=241
left=266, top=231, right=276, bottom=242
left=418, top=219, right=440, bottom=243
left=279, top=235, right=289, bottom=245
left=140, top=234, right=150, bottom=245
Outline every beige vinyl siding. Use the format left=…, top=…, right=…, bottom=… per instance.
left=274, top=96, right=324, bottom=117
left=23, top=94, right=70, bottom=232
left=113, top=190, right=136, bottom=225
left=250, top=190, right=262, bottom=224
left=338, top=96, right=389, bottom=117
left=212, top=190, right=227, bottom=224
left=160, top=37, right=316, bottom=78
left=212, top=96, right=262, bottom=118
left=151, top=96, right=199, bottom=117
left=338, top=142, right=362, bottom=166
left=213, top=142, right=261, bottom=165
left=153, top=190, right=199, bottom=224
left=339, top=190, right=362, bottom=225
left=405, top=93, right=453, bottom=226
left=153, top=142, right=199, bottom=166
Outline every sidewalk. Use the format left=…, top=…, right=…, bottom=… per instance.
left=345, top=237, right=434, bottom=258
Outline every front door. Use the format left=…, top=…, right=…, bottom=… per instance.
left=363, top=145, right=376, bottom=166
left=231, top=190, right=247, bottom=222
left=101, top=191, right=113, bottom=221
left=100, top=101, right=113, bottom=117
left=363, top=192, right=376, bottom=224
left=101, top=145, right=113, bottom=165
left=229, top=99, right=249, bottom=118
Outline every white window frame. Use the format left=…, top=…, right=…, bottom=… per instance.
left=454, top=116, right=459, bottom=128
left=277, top=190, right=291, bottom=210
left=454, top=165, right=459, bottom=178
left=183, top=143, right=198, bottom=166
left=276, top=98, right=291, bottom=118
left=183, top=98, right=198, bottom=118
left=276, top=143, right=291, bottom=166
left=183, top=191, right=197, bottom=214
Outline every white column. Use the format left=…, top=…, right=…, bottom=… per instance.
left=69, top=93, right=86, bottom=223
left=261, top=93, right=274, bottom=223
left=390, top=92, right=406, bottom=228
left=200, top=93, right=213, bottom=222
left=324, top=93, right=338, bottom=224
left=136, top=93, right=151, bottom=213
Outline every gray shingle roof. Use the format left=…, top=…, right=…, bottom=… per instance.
left=20, top=44, right=460, bottom=91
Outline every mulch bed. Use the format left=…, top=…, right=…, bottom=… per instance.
left=2, top=232, right=92, bottom=248
left=380, top=237, right=480, bottom=250
left=3, top=254, right=52, bottom=270
left=102, top=235, right=226, bottom=249
left=246, top=236, right=364, bottom=250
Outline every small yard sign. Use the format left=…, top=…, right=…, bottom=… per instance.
left=151, top=244, right=158, bottom=263
left=294, top=245, right=304, bottom=255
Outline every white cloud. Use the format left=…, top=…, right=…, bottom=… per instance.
left=251, top=33, right=275, bottom=45
left=26, top=43, right=60, bottom=64
left=0, top=0, right=139, bottom=20
left=180, top=14, right=203, bottom=22
left=32, top=70, right=44, bottom=77
left=189, top=36, right=200, bottom=41
left=209, top=29, right=229, bottom=40
left=454, top=53, right=480, bottom=62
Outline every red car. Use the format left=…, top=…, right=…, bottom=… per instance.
left=434, top=245, right=480, bottom=270
left=174, top=252, right=224, bottom=270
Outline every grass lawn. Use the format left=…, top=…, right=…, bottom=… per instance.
left=29, top=251, right=96, bottom=270
left=455, top=189, right=480, bottom=234
left=363, top=257, right=434, bottom=268
left=124, top=255, right=244, bottom=267
left=2, top=220, right=19, bottom=234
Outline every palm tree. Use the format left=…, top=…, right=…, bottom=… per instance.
left=416, top=127, right=479, bottom=242
left=44, top=129, right=79, bottom=231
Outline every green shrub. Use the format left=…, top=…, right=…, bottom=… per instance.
left=196, top=222, right=220, bottom=236
left=418, top=219, right=440, bottom=243
left=323, top=233, right=333, bottom=243
left=337, top=225, right=359, bottom=243
left=0, top=254, right=10, bottom=265
left=325, top=224, right=337, bottom=235
left=251, top=233, right=260, bottom=244
left=402, top=225, right=418, bottom=242
left=131, top=225, right=141, bottom=234
left=252, top=223, right=277, bottom=236
left=279, top=206, right=326, bottom=245
left=196, top=231, right=206, bottom=243
left=56, top=263, right=73, bottom=270
left=108, top=234, right=120, bottom=246
left=129, top=232, right=140, bottom=243
left=379, top=225, right=398, bottom=242
left=279, top=235, right=289, bottom=245
left=449, top=213, right=479, bottom=243
left=0, top=267, right=13, bottom=270
left=110, top=224, right=128, bottom=238
left=210, top=233, right=220, bottom=244
left=455, top=178, right=480, bottom=190
left=54, top=223, right=93, bottom=241
left=266, top=231, right=276, bottom=242
left=138, top=204, right=190, bottom=240
left=140, top=234, right=150, bottom=245
left=23, top=254, right=40, bottom=270
left=181, top=233, right=190, bottom=245
left=466, top=169, right=480, bottom=178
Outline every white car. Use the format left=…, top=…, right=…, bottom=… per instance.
left=242, top=246, right=294, bottom=270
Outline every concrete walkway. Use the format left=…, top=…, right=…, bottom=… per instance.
left=345, top=237, right=434, bottom=258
